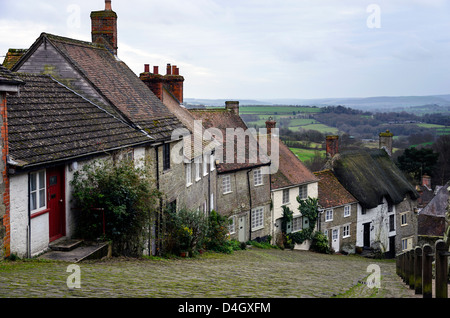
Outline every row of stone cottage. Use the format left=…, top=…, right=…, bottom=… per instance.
left=0, top=1, right=423, bottom=258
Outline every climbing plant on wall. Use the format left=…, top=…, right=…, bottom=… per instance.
left=281, top=197, right=320, bottom=247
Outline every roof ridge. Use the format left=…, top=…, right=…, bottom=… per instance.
left=42, top=32, right=105, bottom=50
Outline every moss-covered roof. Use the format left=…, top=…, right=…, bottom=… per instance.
left=330, top=149, right=419, bottom=209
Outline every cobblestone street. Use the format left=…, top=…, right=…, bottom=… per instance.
left=0, top=248, right=419, bottom=298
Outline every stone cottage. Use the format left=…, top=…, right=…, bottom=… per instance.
left=189, top=102, right=272, bottom=242
left=324, top=134, right=419, bottom=257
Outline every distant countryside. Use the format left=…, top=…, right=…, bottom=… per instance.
left=196, top=102, right=449, bottom=187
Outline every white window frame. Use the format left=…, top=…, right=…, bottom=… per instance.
left=203, top=153, right=208, bottom=177
left=228, top=216, right=236, bottom=234
left=325, top=209, right=333, bottom=222
left=186, top=162, right=192, bottom=187
left=251, top=206, right=264, bottom=230
left=343, top=224, right=350, bottom=238
left=401, top=212, right=408, bottom=226
left=222, top=175, right=232, bottom=194
left=344, top=205, right=351, bottom=217
left=292, top=216, right=302, bottom=232
left=210, top=153, right=215, bottom=172
left=282, top=189, right=290, bottom=205
left=299, top=184, right=308, bottom=200
left=210, top=193, right=214, bottom=211
left=30, top=170, right=46, bottom=213
left=195, top=158, right=201, bottom=182
left=253, top=169, right=263, bottom=186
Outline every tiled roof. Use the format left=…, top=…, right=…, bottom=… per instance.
left=39, top=33, right=183, bottom=141
left=0, top=65, right=24, bottom=86
left=328, top=149, right=419, bottom=209
left=189, top=108, right=269, bottom=173
left=314, top=169, right=358, bottom=208
left=262, top=136, right=318, bottom=190
left=2, top=49, right=27, bottom=70
left=6, top=73, right=151, bottom=167
left=419, top=181, right=449, bottom=217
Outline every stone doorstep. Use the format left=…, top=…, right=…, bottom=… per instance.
left=49, top=238, right=83, bottom=251
left=40, top=240, right=110, bottom=263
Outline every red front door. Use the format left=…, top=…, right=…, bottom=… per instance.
left=47, top=167, right=65, bottom=242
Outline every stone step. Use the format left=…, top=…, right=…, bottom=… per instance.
left=49, top=238, right=83, bottom=252
left=41, top=241, right=111, bottom=263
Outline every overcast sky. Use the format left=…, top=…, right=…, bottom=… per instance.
left=1, top=0, right=450, bottom=100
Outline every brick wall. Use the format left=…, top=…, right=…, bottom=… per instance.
left=0, top=92, right=9, bottom=258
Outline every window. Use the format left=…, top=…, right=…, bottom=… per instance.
left=361, top=207, right=367, bottom=215
left=325, top=209, right=333, bottom=222
left=343, top=225, right=350, bottom=238
left=344, top=205, right=351, bottom=217
left=195, top=158, right=201, bottom=181
left=299, top=185, right=308, bottom=200
left=251, top=207, right=264, bottom=230
left=402, top=237, right=412, bottom=251
left=186, top=162, right=192, bottom=186
left=253, top=169, right=263, bottom=186
left=210, top=152, right=215, bottom=172
left=228, top=216, right=235, bottom=234
left=30, top=170, right=46, bottom=212
left=203, top=153, right=208, bottom=176
left=163, top=143, right=170, bottom=171
left=389, top=214, right=395, bottom=231
left=282, top=189, right=290, bottom=205
left=222, top=175, right=231, bottom=194
left=401, top=213, right=408, bottom=226
left=210, top=193, right=214, bottom=211
left=292, top=216, right=302, bottom=232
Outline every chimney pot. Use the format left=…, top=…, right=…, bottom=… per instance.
left=144, top=64, right=150, bottom=73
left=153, top=66, right=159, bottom=74
left=105, top=0, right=112, bottom=11
left=166, top=64, right=172, bottom=75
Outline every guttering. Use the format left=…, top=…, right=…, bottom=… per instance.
left=246, top=168, right=253, bottom=242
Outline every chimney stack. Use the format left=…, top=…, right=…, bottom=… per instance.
left=91, top=0, right=118, bottom=55
left=326, top=135, right=339, bottom=158
left=265, top=117, right=276, bottom=136
left=379, top=129, right=394, bottom=156
left=144, top=64, right=150, bottom=73
left=422, top=174, right=431, bottom=190
left=140, top=63, right=184, bottom=103
left=225, top=101, right=240, bottom=115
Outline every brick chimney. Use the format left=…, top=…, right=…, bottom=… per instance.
left=326, top=135, right=339, bottom=158
left=379, top=129, right=394, bottom=156
left=140, top=64, right=164, bottom=100
left=225, top=101, right=239, bottom=115
left=265, top=117, right=276, bottom=135
left=422, top=174, right=431, bottom=190
left=91, top=0, right=118, bottom=55
left=164, top=64, right=184, bottom=103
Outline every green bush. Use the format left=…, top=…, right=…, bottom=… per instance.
left=310, top=231, right=330, bottom=254
left=70, top=157, right=160, bottom=257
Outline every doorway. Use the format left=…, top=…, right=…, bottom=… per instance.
left=47, top=166, right=65, bottom=242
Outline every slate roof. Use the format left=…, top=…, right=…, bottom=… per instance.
left=14, top=33, right=183, bottom=141
left=189, top=108, right=270, bottom=173
left=0, top=65, right=24, bottom=87
left=328, top=149, right=419, bottom=209
left=314, top=169, right=358, bottom=209
left=6, top=73, right=151, bottom=167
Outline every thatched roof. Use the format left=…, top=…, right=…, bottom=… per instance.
left=329, top=149, right=419, bottom=209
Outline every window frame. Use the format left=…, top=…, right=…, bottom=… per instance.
left=163, top=143, right=171, bottom=171
left=343, top=224, right=350, bottom=238
left=185, top=162, right=192, bottom=187
left=228, top=216, right=236, bottom=234
left=253, top=169, right=263, bottom=186
left=282, top=188, right=290, bottom=205
left=292, top=216, right=302, bottom=232
left=222, top=175, right=232, bottom=194
left=299, top=184, right=308, bottom=200
left=325, top=209, right=333, bottom=222
left=344, top=205, right=351, bottom=217
left=30, top=170, right=47, bottom=213
left=251, top=206, right=264, bottom=231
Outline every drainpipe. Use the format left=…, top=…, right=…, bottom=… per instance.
left=27, top=173, right=31, bottom=258
left=246, top=169, right=253, bottom=242
left=154, top=145, right=161, bottom=256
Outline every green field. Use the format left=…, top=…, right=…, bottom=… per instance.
left=289, top=147, right=325, bottom=162
left=288, top=123, right=339, bottom=134
left=239, top=106, right=322, bottom=115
